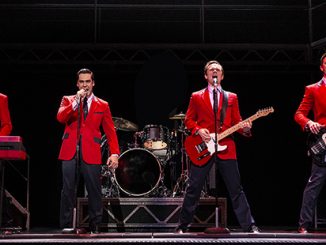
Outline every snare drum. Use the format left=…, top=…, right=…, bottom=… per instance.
left=143, top=124, right=170, bottom=150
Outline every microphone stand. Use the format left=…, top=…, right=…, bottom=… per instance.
left=205, top=85, right=229, bottom=234
left=62, top=97, right=86, bottom=234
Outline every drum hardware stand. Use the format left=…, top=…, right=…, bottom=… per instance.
left=153, top=177, right=170, bottom=197
left=160, top=162, right=172, bottom=197
left=172, top=122, right=190, bottom=197
left=101, top=166, right=120, bottom=197
left=130, top=131, right=143, bottom=148
left=172, top=168, right=189, bottom=197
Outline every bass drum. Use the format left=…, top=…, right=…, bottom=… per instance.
left=115, top=148, right=162, bottom=197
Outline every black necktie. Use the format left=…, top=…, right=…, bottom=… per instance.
left=83, top=97, right=88, bottom=119
left=213, top=89, right=218, bottom=113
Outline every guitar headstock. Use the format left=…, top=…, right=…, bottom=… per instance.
left=256, top=107, right=274, bottom=117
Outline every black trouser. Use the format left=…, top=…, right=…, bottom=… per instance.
left=299, top=163, right=326, bottom=228
left=60, top=157, right=102, bottom=229
left=178, top=156, right=255, bottom=231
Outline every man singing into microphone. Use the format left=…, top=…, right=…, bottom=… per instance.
left=176, top=60, right=260, bottom=233
left=57, top=68, right=120, bottom=233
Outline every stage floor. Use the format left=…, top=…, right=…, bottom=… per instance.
left=1, top=227, right=326, bottom=244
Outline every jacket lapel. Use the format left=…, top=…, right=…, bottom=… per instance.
left=218, top=89, right=224, bottom=115
left=201, top=88, right=215, bottom=119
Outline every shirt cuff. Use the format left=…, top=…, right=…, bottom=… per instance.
left=193, top=127, right=200, bottom=136
left=304, top=121, right=311, bottom=131
left=72, top=100, right=79, bottom=111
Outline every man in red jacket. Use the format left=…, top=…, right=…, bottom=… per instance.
left=294, top=52, right=326, bottom=234
left=57, top=68, right=120, bottom=233
left=0, top=93, right=12, bottom=136
left=176, top=60, right=259, bottom=233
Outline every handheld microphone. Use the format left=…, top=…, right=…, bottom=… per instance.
left=213, top=76, right=218, bottom=87
left=81, top=88, right=89, bottom=100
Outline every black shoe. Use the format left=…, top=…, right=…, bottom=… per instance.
left=298, top=227, right=308, bottom=234
left=248, top=224, right=260, bottom=233
left=175, top=226, right=188, bottom=234
left=89, top=225, right=100, bottom=234
left=61, top=228, right=76, bottom=234
left=61, top=228, right=87, bottom=234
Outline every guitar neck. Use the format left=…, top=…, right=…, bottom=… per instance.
left=217, top=113, right=261, bottom=141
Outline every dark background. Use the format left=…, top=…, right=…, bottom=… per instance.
left=0, top=0, right=326, bottom=229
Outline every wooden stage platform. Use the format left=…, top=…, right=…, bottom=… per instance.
left=1, top=227, right=326, bottom=244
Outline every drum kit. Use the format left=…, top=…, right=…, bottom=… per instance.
left=101, top=114, right=190, bottom=198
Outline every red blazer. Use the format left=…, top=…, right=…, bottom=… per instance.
left=294, top=81, right=326, bottom=130
left=57, top=95, right=120, bottom=164
left=0, top=93, right=12, bottom=136
left=185, top=87, right=248, bottom=160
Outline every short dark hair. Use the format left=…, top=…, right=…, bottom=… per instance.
left=76, top=68, right=94, bottom=80
left=204, top=60, right=224, bottom=75
left=320, top=53, right=326, bottom=66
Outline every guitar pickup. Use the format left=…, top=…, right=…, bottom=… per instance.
left=311, top=141, right=326, bottom=155
left=195, top=142, right=207, bottom=153
left=198, top=152, right=210, bottom=161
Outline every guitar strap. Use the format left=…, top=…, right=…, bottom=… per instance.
left=219, top=89, right=228, bottom=130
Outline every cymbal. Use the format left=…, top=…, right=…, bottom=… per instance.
left=112, top=117, right=138, bottom=131
left=169, top=113, right=185, bottom=120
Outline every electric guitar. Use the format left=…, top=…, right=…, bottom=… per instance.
left=184, top=107, right=274, bottom=166
left=307, top=128, right=326, bottom=165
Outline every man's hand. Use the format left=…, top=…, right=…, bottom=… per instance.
left=307, top=120, right=324, bottom=134
left=107, top=155, right=119, bottom=169
left=198, top=128, right=211, bottom=143
left=241, top=121, right=252, bottom=133
left=76, top=88, right=88, bottom=102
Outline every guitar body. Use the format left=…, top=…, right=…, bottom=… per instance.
left=307, top=128, right=326, bottom=166
left=184, top=107, right=274, bottom=167
left=184, top=133, right=227, bottom=166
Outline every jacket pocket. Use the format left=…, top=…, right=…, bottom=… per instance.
left=94, top=137, right=101, bottom=144
left=62, top=132, right=69, bottom=140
